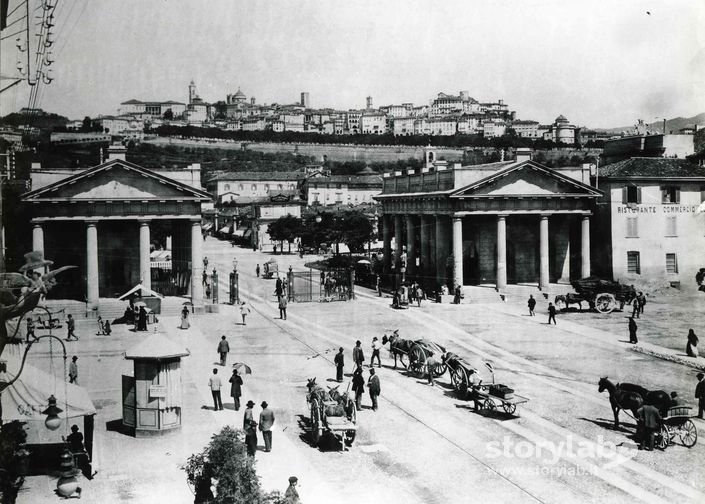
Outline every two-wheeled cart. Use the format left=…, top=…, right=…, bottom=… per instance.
left=656, top=406, right=698, bottom=449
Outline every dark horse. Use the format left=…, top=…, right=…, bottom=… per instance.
left=381, top=330, right=416, bottom=369
left=598, top=377, right=670, bottom=429
left=554, top=293, right=586, bottom=311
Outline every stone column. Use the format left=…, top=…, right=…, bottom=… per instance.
left=435, top=216, right=450, bottom=288
left=394, top=214, right=403, bottom=269
left=139, top=220, right=151, bottom=290
left=191, top=219, right=204, bottom=309
left=452, top=216, right=463, bottom=288
left=405, top=215, right=416, bottom=276
left=496, top=215, right=507, bottom=291
left=581, top=215, right=591, bottom=278
left=556, top=218, right=571, bottom=283
left=86, top=221, right=99, bottom=310
left=539, top=215, right=549, bottom=290
left=382, top=214, right=392, bottom=274
left=32, top=223, right=44, bottom=256
left=419, top=215, right=431, bottom=279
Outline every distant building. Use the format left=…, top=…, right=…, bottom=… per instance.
left=206, top=171, right=302, bottom=205
left=304, top=170, right=383, bottom=206
left=360, top=112, right=387, bottom=134
left=512, top=120, right=540, bottom=139
left=602, top=133, right=695, bottom=165
left=301, top=92, right=310, bottom=108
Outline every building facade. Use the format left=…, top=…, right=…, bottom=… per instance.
left=305, top=173, right=383, bottom=206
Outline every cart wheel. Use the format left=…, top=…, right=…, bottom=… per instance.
left=432, top=363, right=447, bottom=378
left=503, top=403, right=516, bottom=415
left=679, top=419, right=698, bottom=448
left=310, top=400, right=321, bottom=446
left=409, top=345, right=427, bottom=378
left=656, top=425, right=669, bottom=450
left=595, top=293, right=616, bottom=314
left=484, top=398, right=496, bottom=411
left=450, top=367, right=468, bottom=396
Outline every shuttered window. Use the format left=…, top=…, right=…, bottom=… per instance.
left=665, top=216, right=677, bottom=237
left=666, top=253, right=678, bottom=274
left=626, top=217, right=638, bottom=238
left=622, top=186, right=641, bottom=204
left=627, top=251, right=641, bottom=274
left=661, top=186, right=681, bottom=204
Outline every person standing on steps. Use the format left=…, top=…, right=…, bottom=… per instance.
left=334, top=347, right=344, bottom=382
left=259, top=401, right=275, bottom=452
left=547, top=302, right=557, bottom=325
left=528, top=295, right=536, bottom=316
left=368, top=368, right=381, bottom=411
left=217, top=335, right=230, bottom=366
left=208, top=368, right=223, bottom=411
left=628, top=317, right=638, bottom=344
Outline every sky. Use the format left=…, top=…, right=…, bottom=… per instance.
left=0, top=0, right=703, bottom=128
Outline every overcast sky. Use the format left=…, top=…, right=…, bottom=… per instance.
left=1, top=0, right=703, bottom=127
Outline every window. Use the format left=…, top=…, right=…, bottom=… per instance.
left=278, top=184, right=283, bottom=190
left=239, top=184, right=244, bottom=191
left=251, top=184, right=257, bottom=191
left=264, top=184, right=270, bottom=191
left=666, top=253, right=678, bottom=274
left=224, top=184, right=230, bottom=191
left=665, top=216, right=677, bottom=237
left=626, top=217, right=638, bottom=238
left=661, top=186, right=680, bottom=204
left=622, top=186, right=641, bottom=204
left=627, top=251, right=641, bottom=274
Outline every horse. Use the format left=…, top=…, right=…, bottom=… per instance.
left=306, top=378, right=353, bottom=419
left=554, top=293, right=585, bottom=311
left=381, top=330, right=415, bottom=369
left=598, top=377, right=671, bottom=428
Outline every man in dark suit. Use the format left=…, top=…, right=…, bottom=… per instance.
left=352, top=340, right=365, bottom=369
left=368, top=368, right=381, bottom=411
left=696, top=372, right=705, bottom=419
left=547, top=302, right=557, bottom=325
left=637, top=404, right=661, bottom=451
left=259, top=401, right=275, bottom=452
left=334, top=347, right=344, bottom=382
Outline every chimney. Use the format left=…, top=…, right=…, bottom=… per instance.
left=107, top=143, right=127, bottom=161
left=515, top=147, right=532, bottom=163
left=663, top=118, right=666, bottom=135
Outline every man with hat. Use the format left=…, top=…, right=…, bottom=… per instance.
left=368, top=368, right=381, bottom=411
left=334, top=347, right=344, bottom=382
left=243, top=400, right=256, bottom=428
left=370, top=336, right=381, bottom=368
left=353, top=340, right=365, bottom=369
left=284, top=476, right=300, bottom=504
left=259, top=401, right=275, bottom=452
left=69, top=356, right=79, bottom=384
left=66, top=314, right=78, bottom=341
left=217, top=335, right=230, bottom=366
left=696, top=372, right=705, bottom=419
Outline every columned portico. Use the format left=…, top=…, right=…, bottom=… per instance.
left=86, top=221, right=99, bottom=310
left=139, top=220, right=151, bottom=290
left=191, top=219, right=204, bottom=309
left=539, top=215, right=549, bottom=290
left=382, top=214, right=392, bottom=274
left=496, top=215, right=507, bottom=291
left=419, top=215, right=431, bottom=279
left=581, top=215, right=591, bottom=278
left=394, top=215, right=403, bottom=270
left=405, top=215, right=416, bottom=276
left=452, top=216, right=463, bottom=289
left=435, top=215, right=450, bottom=287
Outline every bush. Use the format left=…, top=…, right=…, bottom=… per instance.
left=182, top=426, right=284, bottom=504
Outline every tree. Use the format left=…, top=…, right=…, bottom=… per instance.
left=339, top=210, right=374, bottom=253
left=163, top=109, right=174, bottom=121
left=267, top=215, right=302, bottom=253
left=81, top=116, right=92, bottom=131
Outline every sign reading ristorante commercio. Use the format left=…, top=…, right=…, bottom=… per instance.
left=616, top=204, right=701, bottom=214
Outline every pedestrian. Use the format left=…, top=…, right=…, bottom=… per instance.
left=203, top=256, right=209, bottom=270
left=368, top=368, right=381, bottom=411
left=686, top=328, right=699, bottom=357
left=68, top=356, right=78, bottom=384
left=205, top=283, right=212, bottom=299
left=426, top=355, right=438, bottom=386
left=229, top=369, right=243, bottom=411
left=628, top=317, right=638, bottom=344
left=259, top=401, right=275, bottom=452
left=670, top=391, right=680, bottom=407
left=208, top=368, right=223, bottom=411
left=631, top=296, right=641, bottom=319
left=245, top=418, right=258, bottom=458
left=528, top=294, right=536, bottom=316
left=284, top=476, right=301, bottom=504
left=202, top=270, right=208, bottom=287
left=217, top=335, right=230, bottom=366
left=695, top=372, right=705, bottom=419
left=65, top=314, right=78, bottom=341
left=453, top=285, right=462, bottom=304
left=239, top=301, right=251, bottom=325
left=370, top=336, right=381, bottom=368
left=353, top=340, right=365, bottom=368
left=636, top=403, right=661, bottom=451
left=468, top=370, right=483, bottom=411
left=274, top=244, right=277, bottom=254
left=180, top=305, right=191, bottom=329
left=547, top=302, right=557, bottom=325
left=334, top=347, right=344, bottom=382
left=376, top=275, right=382, bottom=297
left=275, top=277, right=283, bottom=298
left=244, top=399, right=256, bottom=428
left=137, top=306, right=148, bottom=331
left=278, top=295, right=287, bottom=320
left=352, top=367, right=365, bottom=411
left=256, top=264, right=261, bottom=277
left=637, top=291, right=646, bottom=314
left=416, top=284, right=424, bottom=307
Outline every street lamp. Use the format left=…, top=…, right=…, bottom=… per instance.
left=232, top=258, right=238, bottom=273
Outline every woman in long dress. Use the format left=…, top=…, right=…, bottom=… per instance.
left=180, top=306, right=190, bottom=330
left=686, top=328, right=699, bottom=357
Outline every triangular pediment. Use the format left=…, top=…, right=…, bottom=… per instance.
left=451, top=161, right=601, bottom=198
left=24, top=159, right=211, bottom=202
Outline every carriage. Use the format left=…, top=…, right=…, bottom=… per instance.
left=656, top=406, right=698, bottom=449
left=262, top=259, right=278, bottom=280
left=443, top=353, right=529, bottom=415
left=555, top=277, right=637, bottom=314
left=381, top=330, right=447, bottom=376
left=306, top=379, right=357, bottom=451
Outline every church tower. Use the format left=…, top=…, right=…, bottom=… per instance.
left=188, top=80, right=197, bottom=104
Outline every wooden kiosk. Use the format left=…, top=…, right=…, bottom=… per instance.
left=122, top=333, right=189, bottom=437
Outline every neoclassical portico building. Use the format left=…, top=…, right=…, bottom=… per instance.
left=375, top=149, right=601, bottom=291
left=22, top=152, right=211, bottom=310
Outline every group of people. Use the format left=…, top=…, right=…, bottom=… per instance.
left=392, top=282, right=425, bottom=309
left=335, top=339, right=382, bottom=411
left=243, top=400, right=276, bottom=457
left=275, top=277, right=288, bottom=320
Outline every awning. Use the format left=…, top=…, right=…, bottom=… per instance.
left=125, top=333, right=190, bottom=360
left=232, top=229, right=245, bottom=237
left=202, top=223, right=213, bottom=231
left=243, top=229, right=252, bottom=237
left=118, top=283, right=164, bottom=300
left=219, top=226, right=231, bottom=233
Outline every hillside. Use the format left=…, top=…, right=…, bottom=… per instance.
left=600, top=113, right=705, bottom=134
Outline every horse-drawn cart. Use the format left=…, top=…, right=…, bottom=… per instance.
left=656, top=406, right=698, bottom=449
left=556, top=277, right=637, bottom=314
left=306, top=378, right=357, bottom=451
left=472, top=384, right=530, bottom=415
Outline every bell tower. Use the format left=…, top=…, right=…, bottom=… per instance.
left=188, top=80, right=197, bottom=104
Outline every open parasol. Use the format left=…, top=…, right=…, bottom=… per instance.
left=232, top=362, right=252, bottom=374
left=357, top=259, right=371, bottom=265
left=133, top=301, right=147, bottom=307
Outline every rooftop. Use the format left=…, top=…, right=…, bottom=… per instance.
left=598, top=157, right=705, bottom=178
left=208, top=171, right=303, bottom=183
